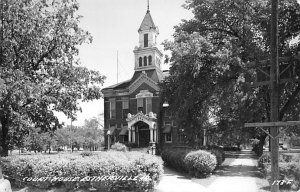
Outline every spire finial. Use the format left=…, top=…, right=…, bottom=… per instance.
left=147, top=0, right=150, bottom=12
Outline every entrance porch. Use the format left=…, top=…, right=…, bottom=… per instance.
left=126, top=111, right=158, bottom=148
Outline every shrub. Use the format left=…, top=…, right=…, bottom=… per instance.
left=199, top=145, right=225, bottom=167
left=257, top=153, right=271, bottom=169
left=264, top=161, right=300, bottom=191
left=162, top=148, right=217, bottom=178
left=1, top=151, right=163, bottom=192
left=259, top=153, right=300, bottom=191
left=257, top=153, right=292, bottom=170
left=80, top=151, right=93, bottom=157
left=223, top=146, right=241, bottom=151
left=184, top=150, right=217, bottom=178
left=111, top=142, right=127, bottom=152
left=210, top=149, right=225, bottom=167
left=161, top=148, right=190, bottom=172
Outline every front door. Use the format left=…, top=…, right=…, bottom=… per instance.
left=139, top=129, right=150, bottom=147
left=135, top=121, right=150, bottom=147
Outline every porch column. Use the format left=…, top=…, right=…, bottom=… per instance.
left=128, top=127, right=132, bottom=142
left=132, top=126, right=136, bottom=143
left=154, top=129, right=157, bottom=142
left=150, top=128, right=153, bottom=142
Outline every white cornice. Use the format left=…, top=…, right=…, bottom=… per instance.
left=126, top=111, right=157, bottom=129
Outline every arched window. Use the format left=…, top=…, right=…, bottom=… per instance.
left=148, top=55, right=152, bottom=65
left=144, top=56, right=147, bottom=66
left=139, top=57, right=142, bottom=67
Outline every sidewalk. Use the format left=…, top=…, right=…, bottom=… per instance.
left=155, top=150, right=269, bottom=192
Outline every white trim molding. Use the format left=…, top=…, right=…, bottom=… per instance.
left=126, top=111, right=157, bottom=129
left=129, top=73, right=159, bottom=94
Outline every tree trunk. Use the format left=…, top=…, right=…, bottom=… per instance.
left=258, top=134, right=267, bottom=156
left=0, top=119, right=9, bottom=157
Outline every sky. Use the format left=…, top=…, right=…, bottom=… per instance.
left=58, top=0, right=300, bottom=126
left=57, top=0, right=194, bottom=126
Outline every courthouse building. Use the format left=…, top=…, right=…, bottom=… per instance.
left=102, top=7, right=184, bottom=150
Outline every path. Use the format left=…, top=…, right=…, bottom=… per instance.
left=155, top=150, right=269, bottom=192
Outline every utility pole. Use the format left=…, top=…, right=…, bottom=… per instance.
left=245, top=1, right=300, bottom=191
left=270, top=0, right=279, bottom=191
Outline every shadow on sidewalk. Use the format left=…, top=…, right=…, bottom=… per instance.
left=225, top=150, right=259, bottom=159
left=162, top=166, right=192, bottom=180
left=213, top=150, right=264, bottom=178
left=214, top=164, right=264, bottom=178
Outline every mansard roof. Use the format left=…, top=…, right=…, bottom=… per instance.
left=138, top=10, right=157, bottom=32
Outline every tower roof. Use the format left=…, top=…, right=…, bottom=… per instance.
left=138, top=10, right=157, bottom=32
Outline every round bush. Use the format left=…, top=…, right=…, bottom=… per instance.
left=161, top=149, right=189, bottom=172
left=111, top=142, right=127, bottom=152
left=258, top=153, right=271, bottom=169
left=184, top=150, right=217, bottom=178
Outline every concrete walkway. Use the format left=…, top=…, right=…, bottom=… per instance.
left=155, top=150, right=269, bottom=192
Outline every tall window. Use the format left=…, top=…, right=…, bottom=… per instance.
left=164, top=122, right=172, bottom=143
left=137, top=98, right=143, bottom=113
left=143, top=56, right=147, bottom=66
left=148, top=55, right=152, bottom=65
left=122, top=99, right=129, bottom=119
left=139, top=57, right=142, bottom=67
left=144, top=33, right=148, bottom=47
left=146, top=98, right=152, bottom=114
left=110, top=100, right=116, bottom=119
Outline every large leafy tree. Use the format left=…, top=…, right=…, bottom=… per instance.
left=0, top=0, right=105, bottom=156
left=161, top=32, right=240, bottom=146
left=161, top=0, right=300, bottom=152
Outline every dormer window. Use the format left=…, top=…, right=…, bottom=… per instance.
left=144, top=33, right=148, bottom=47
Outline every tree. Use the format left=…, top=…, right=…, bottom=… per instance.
left=161, top=0, right=300, bottom=152
left=161, top=31, right=240, bottom=146
left=0, top=0, right=105, bottom=156
left=82, top=116, right=104, bottom=151
left=24, top=128, right=43, bottom=153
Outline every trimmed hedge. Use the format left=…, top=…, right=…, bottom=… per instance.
left=200, top=145, right=225, bottom=167
left=184, top=150, right=217, bottom=178
left=1, top=151, right=163, bottom=192
left=161, top=148, right=189, bottom=172
left=161, top=148, right=217, bottom=178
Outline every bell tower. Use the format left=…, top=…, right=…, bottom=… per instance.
left=133, top=2, right=163, bottom=72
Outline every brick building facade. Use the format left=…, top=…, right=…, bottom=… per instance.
left=102, top=7, right=185, bottom=150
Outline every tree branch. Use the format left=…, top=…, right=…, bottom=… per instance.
left=33, top=39, right=57, bottom=70
left=279, top=83, right=300, bottom=120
